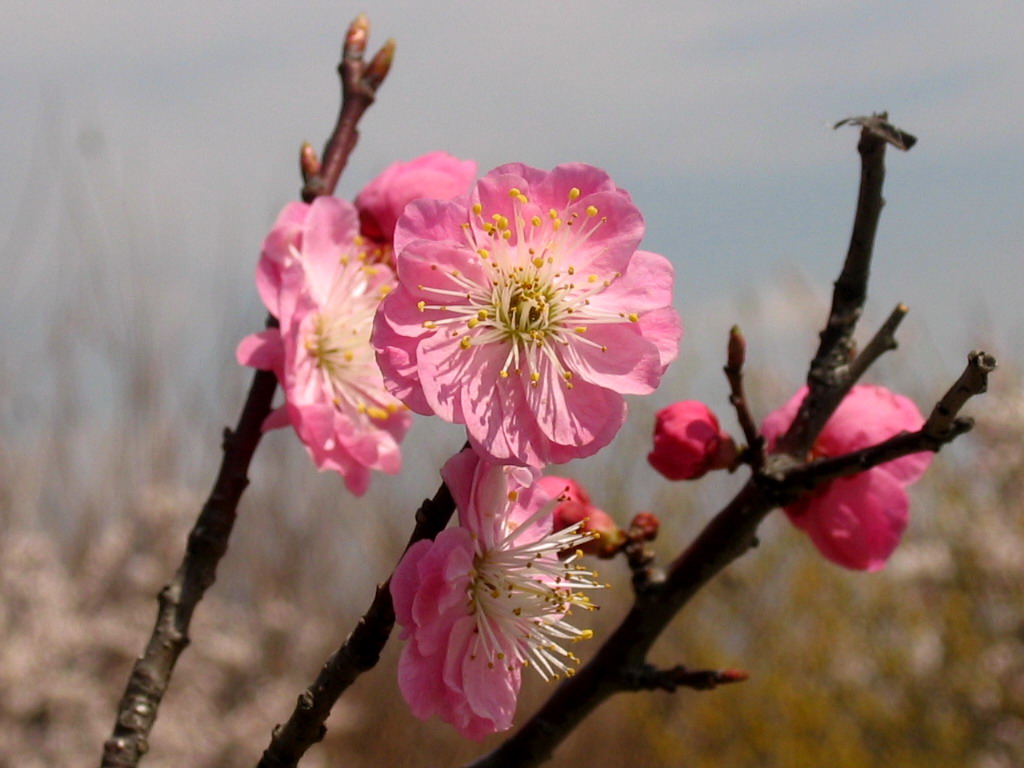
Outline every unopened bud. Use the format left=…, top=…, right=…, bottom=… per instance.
left=648, top=401, right=737, bottom=481
left=538, top=476, right=625, bottom=558
left=630, top=512, right=660, bottom=541
left=299, top=142, right=321, bottom=180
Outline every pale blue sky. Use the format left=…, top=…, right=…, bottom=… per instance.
left=2, top=1, right=1021, bottom=436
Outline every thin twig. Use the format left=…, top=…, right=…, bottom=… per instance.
left=101, top=359, right=278, bottom=768
left=624, top=664, right=750, bottom=693
left=778, top=113, right=915, bottom=458
left=257, top=480, right=456, bottom=768
left=723, top=325, right=764, bottom=468
left=301, top=14, right=395, bottom=203
left=463, top=116, right=992, bottom=768
left=846, top=303, right=908, bottom=384
left=100, top=16, right=393, bottom=768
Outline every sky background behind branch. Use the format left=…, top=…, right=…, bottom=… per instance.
left=2, top=1, right=1021, bottom=442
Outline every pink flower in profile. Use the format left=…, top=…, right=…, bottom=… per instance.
left=391, top=450, right=603, bottom=740
left=237, top=196, right=410, bottom=495
left=762, top=385, right=932, bottom=571
left=648, top=401, right=736, bottom=481
left=536, top=476, right=624, bottom=557
left=373, top=162, right=682, bottom=468
left=354, top=151, right=477, bottom=261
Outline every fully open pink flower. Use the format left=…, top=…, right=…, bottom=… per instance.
left=354, top=151, right=477, bottom=261
left=373, top=162, right=682, bottom=467
left=236, top=196, right=410, bottom=495
left=648, top=400, right=736, bottom=481
left=762, top=385, right=932, bottom=571
left=391, top=450, right=602, bottom=740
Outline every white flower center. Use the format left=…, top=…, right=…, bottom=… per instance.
left=302, top=254, right=399, bottom=423
left=465, top=501, right=604, bottom=681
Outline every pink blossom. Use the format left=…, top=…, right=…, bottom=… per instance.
left=391, top=450, right=603, bottom=740
left=648, top=401, right=736, bottom=481
left=354, top=151, right=477, bottom=261
left=236, top=196, right=411, bottom=495
left=536, top=476, right=624, bottom=557
left=762, top=385, right=932, bottom=571
left=373, top=162, right=683, bottom=467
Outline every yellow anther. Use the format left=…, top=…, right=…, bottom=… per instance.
left=378, top=284, right=392, bottom=297
left=477, top=248, right=490, bottom=259
left=567, top=265, right=576, bottom=275
left=532, top=257, right=544, bottom=268
left=356, top=403, right=367, bottom=413
left=586, top=205, right=598, bottom=217
left=468, top=318, right=479, bottom=329
left=574, top=326, right=587, bottom=333
left=530, top=371, right=540, bottom=384
left=386, top=402, right=399, bottom=413
left=588, top=274, right=598, bottom=283
left=499, top=370, right=509, bottom=379
left=552, top=219, right=562, bottom=230
left=531, top=215, right=542, bottom=227
left=366, top=406, right=388, bottom=420
left=568, top=187, right=581, bottom=200
left=416, top=300, right=426, bottom=312
left=423, top=321, right=436, bottom=329
left=508, top=187, right=521, bottom=198
left=477, top=309, right=488, bottom=320
left=502, top=230, right=512, bottom=240
left=548, top=208, right=559, bottom=219
left=507, top=490, right=519, bottom=502
left=483, top=223, right=496, bottom=235
left=344, top=351, right=354, bottom=362
left=628, top=312, right=639, bottom=322
left=460, top=336, right=472, bottom=349
left=579, top=629, right=594, bottom=640
left=472, top=202, right=483, bottom=215
left=563, top=371, right=573, bottom=380
left=516, top=193, right=528, bottom=203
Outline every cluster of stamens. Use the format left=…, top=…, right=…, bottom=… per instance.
left=300, top=243, right=400, bottom=422
left=414, top=186, right=642, bottom=388
left=466, top=489, right=605, bottom=681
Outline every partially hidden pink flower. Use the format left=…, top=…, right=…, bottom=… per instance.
left=391, top=449, right=603, bottom=740
left=236, top=196, right=411, bottom=495
left=354, top=151, right=477, bottom=260
left=536, top=476, right=625, bottom=557
left=373, top=162, right=683, bottom=468
left=761, top=385, right=932, bottom=571
left=648, top=401, right=736, bottom=481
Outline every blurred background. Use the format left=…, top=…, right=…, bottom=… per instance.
left=1, top=2, right=1021, bottom=767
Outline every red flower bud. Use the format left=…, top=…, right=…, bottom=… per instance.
left=648, top=401, right=736, bottom=481
left=537, top=476, right=625, bottom=558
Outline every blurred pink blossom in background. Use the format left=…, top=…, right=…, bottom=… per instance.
left=762, top=385, right=932, bottom=571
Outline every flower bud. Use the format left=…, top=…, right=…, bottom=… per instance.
left=537, top=477, right=625, bottom=558
left=648, top=401, right=736, bottom=481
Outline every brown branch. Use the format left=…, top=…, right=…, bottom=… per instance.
left=101, top=359, right=278, bottom=768
left=624, top=664, right=750, bottom=693
left=463, top=117, right=994, bottom=768
left=101, top=16, right=393, bottom=768
left=846, top=303, right=908, bottom=383
left=778, top=113, right=915, bottom=458
left=301, top=14, right=395, bottom=203
left=466, top=349, right=994, bottom=768
left=256, top=479, right=456, bottom=768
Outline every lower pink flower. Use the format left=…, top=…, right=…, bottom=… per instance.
left=237, top=196, right=411, bottom=495
left=762, top=385, right=932, bottom=571
left=391, top=450, right=603, bottom=740
left=536, top=476, right=625, bottom=557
